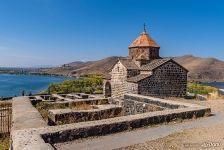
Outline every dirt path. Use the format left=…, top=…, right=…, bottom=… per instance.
left=55, top=99, right=224, bottom=150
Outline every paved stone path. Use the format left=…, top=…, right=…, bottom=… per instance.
left=12, top=97, right=47, bottom=131
left=55, top=112, right=224, bottom=150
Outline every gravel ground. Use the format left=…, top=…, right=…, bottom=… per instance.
left=118, top=99, right=224, bottom=150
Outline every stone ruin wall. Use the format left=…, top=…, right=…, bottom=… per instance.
left=138, top=61, right=187, bottom=97
left=48, top=105, right=123, bottom=125
left=123, top=97, right=165, bottom=115
left=111, top=61, right=128, bottom=99
left=11, top=95, right=211, bottom=149
left=126, top=82, right=138, bottom=94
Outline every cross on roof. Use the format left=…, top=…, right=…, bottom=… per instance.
left=144, top=23, right=147, bottom=32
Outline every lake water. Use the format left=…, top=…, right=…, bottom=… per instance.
left=0, top=74, right=69, bottom=97
left=203, top=82, right=224, bottom=89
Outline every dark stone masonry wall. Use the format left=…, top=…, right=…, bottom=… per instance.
left=11, top=95, right=211, bottom=149
left=127, top=69, right=140, bottom=78
left=48, top=105, right=123, bottom=125
left=123, top=99, right=165, bottom=115
left=138, top=61, right=188, bottom=97
left=124, top=94, right=185, bottom=109
left=126, top=82, right=138, bottom=94
left=42, top=106, right=210, bottom=144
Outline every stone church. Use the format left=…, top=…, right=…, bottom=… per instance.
left=104, top=27, right=188, bottom=99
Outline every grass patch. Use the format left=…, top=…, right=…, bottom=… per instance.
left=35, top=102, right=68, bottom=120
left=187, top=82, right=218, bottom=95
left=0, top=137, right=10, bottom=150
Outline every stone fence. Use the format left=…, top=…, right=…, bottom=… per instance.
left=11, top=94, right=211, bottom=150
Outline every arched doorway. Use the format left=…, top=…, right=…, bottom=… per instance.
left=104, top=81, right=111, bottom=98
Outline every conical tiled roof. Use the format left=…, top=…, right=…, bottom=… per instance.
left=129, top=31, right=160, bottom=48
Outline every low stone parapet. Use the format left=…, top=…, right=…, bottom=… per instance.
left=41, top=106, right=211, bottom=144
left=124, top=94, right=186, bottom=109
left=11, top=94, right=211, bottom=149
left=123, top=99, right=165, bottom=115
left=48, top=104, right=123, bottom=125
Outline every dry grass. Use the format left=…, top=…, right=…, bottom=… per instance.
left=35, top=102, right=68, bottom=121
left=35, top=101, right=96, bottom=121
left=0, top=137, right=10, bottom=150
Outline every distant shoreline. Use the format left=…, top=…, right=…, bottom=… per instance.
left=0, top=72, right=72, bottom=78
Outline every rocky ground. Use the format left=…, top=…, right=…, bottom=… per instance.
left=119, top=99, right=224, bottom=150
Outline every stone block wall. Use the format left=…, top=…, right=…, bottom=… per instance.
left=124, top=94, right=185, bottom=109
left=127, top=69, right=140, bottom=78
left=111, top=61, right=128, bottom=98
left=128, top=47, right=160, bottom=62
left=123, top=99, right=165, bottom=115
left=138, top=61, right=187, bottom=97
left=42, top=106, right=211, bottom=144
left=127, top=82, right=138, bottom=94
left=48, top=105, right=123, bottom=125
left=11, top=95, right=211, bottom=149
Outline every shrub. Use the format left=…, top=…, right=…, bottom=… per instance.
left=187, top=82, right=218, bottom=95
left=47, top=74, right=103, bottom=94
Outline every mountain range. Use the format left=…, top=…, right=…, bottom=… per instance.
left=43, top=55, right=224, bottom=82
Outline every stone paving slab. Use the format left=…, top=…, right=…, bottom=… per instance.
left=11, top=97, right=49, bottom=150
left=11, top=97, right=47, bottom=131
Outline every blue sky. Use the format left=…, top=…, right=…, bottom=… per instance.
left=0, top=0, right=224, bottom=67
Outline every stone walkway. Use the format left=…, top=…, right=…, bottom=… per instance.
left=54, top=112, right=224, bottom=150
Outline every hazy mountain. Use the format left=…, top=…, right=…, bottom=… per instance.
left=174, top=55, right=224, bottom=82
